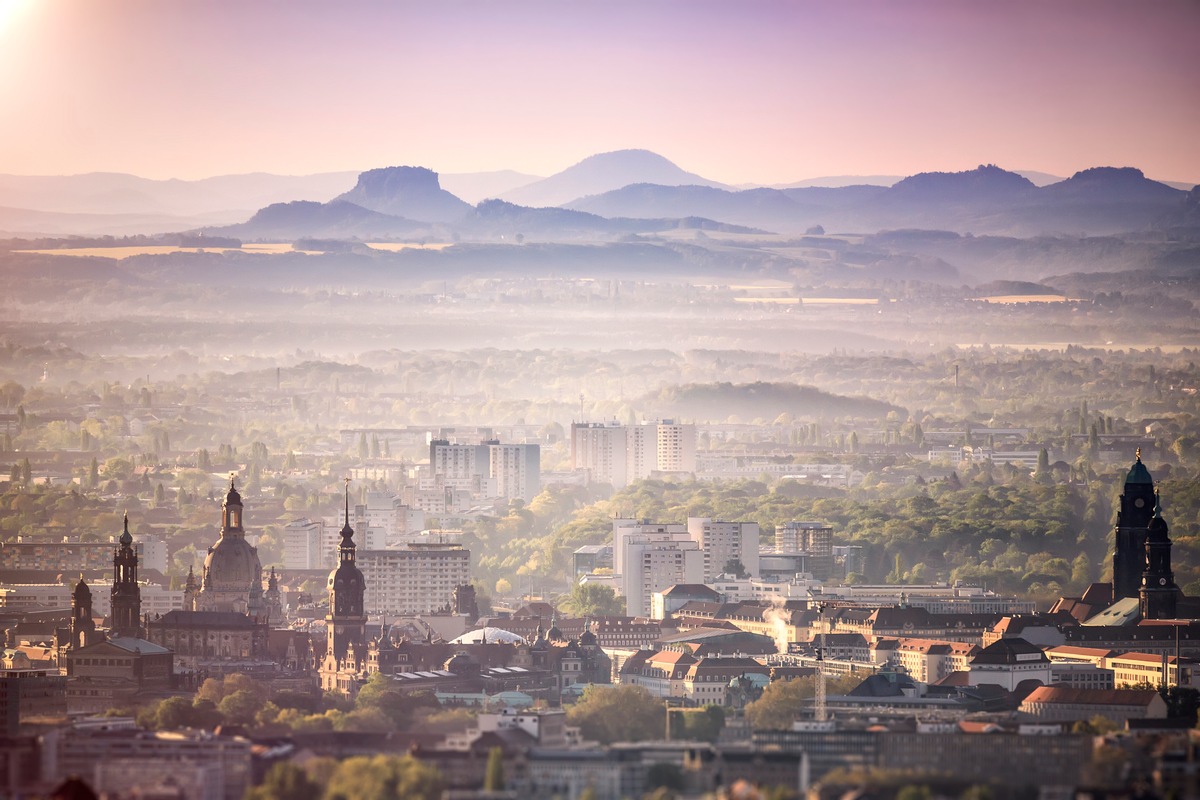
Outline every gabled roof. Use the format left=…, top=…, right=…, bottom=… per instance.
left=1023, top=685, right=1160, bottom=707
left=661, top=584, right=721, bottom=600
left=970, top=637, right=1049, bottom=666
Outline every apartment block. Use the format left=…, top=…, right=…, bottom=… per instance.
left=688, top=517, right=760, bottom=580
left=356, top=543, right=471, bottom=615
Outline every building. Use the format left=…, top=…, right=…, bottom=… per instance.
left=688, top=517, right=759, bottom=581
left=283, top=517, right=327, bottom=570
left=1019, top=685, right=1167, bottom=724
left=145, top=480, right=271, bottom=674
left=320, top=485, right=368, bottom=696
left=0, top=535, right=166, bottom=573
left=429, top=439, right=541, bottom=503
left=0, top=581, right=182, bottom=619
left=570, top=422, right=629, bottom=488
left=50, top=726, right=252, bottom=800
left=775, top=521, right=834, bottom=580
left=615, top=533, right=703, bottom=618
left=967, top=637, right=1053, bottom=691
left=197, top=478, right=266, bottom=619
left=571, top=421, right=697, bottom=488
left=357, top=543, right=472, bottom=615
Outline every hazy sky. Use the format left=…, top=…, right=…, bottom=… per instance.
left=1, top=0, right=1197, bottom=184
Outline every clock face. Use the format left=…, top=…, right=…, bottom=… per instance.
left=1135, top=498, right=1145, bottom=508
left=1160, top=578, right=1168, bottom=586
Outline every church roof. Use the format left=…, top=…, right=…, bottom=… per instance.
left=153, top=609, right=262, bottom=628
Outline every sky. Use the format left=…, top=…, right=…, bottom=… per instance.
left=1, top=0, right=1197, bottom=185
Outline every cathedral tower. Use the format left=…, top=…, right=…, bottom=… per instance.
left=1140, top=494, right=1179, bottom=620
left=71, top=575, right=97, bottom=649
left=110, top=512, right=142, bottom=638
left=1112, top=451, right=1157, bottom=602
left=321, top=481, right=367, bottom=693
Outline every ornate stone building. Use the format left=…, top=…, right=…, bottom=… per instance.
left=319, top=484, right=369, bottom=695
left=145, top=479, right=270, bottom=675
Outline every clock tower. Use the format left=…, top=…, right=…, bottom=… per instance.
left=1112, top=451, right=1156, bottom=602
left=1139, top=494, right=1178, bottom=620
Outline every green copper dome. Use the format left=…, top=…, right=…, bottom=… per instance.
left=1126, top=455, right=1153, bottom=485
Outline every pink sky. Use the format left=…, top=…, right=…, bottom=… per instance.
left=1, top=0, right=1197, bottom=184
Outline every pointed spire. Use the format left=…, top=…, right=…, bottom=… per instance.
left=1155, top=491, right=1164, bottom=519
left=1136, top=446, right=1142, bottom=462
left=119, top=511, right=132, bottom=546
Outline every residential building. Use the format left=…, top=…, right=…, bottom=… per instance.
left=283, top=517, right=326, bottom=570
left=688, top=517, right=760, bottom=580
left=775, top=521, right=833, bottom=580
left=357, top=543, right=472, bottom=615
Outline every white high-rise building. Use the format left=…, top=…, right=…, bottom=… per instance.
left=283, top=518, right=325, bottom=570
left=571, top=421, right=696, bottom=488
left=429, top=439, right=540, bottom=502
left=611, top=519, right=701, bottom=617
left=489, top=444, right=541, bottom=503
left=570, top=422, right=628, bottom=488
left=687, top=517, right=760, bottom=581
left=656, top=421, right=697, bottom=474
left=356, top=543, right=472, bottom=615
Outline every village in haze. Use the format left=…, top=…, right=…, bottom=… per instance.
left=2, top=2, right=1200, bottom=799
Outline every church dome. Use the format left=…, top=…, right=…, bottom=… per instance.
left=73, top=575, right=91, bottom=600
left=204, top=535, right=262, bottom=592
left=1127, top=454, right=1153, bottom=485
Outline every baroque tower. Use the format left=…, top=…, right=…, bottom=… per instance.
left=1140, top=494, right=1179, bottom=620
left=321, top=480, right=367, bottom=693
left=70, top=575, right=97, bottom=649
left=1112, top=451, right=1157, bottom=602
left=110, top=512, right=142, bottom=638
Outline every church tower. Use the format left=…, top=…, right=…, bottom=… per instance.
left=264, top=566, right=284, bottom=627
left=1113, top=451, right=1157, bottom=602
left=1140, top=494, right=1178, bottom=620
left=183, top=565, right=198, bottom=612
left=70, top=575, right=97, bottom=649
left=321, top=481, right=367, bottom=693
left=110, top=512, right=142, bottom=638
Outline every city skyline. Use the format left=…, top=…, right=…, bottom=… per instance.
left=0, top=0, right=1197, bottom=185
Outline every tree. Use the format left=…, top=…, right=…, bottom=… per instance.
left=88, top=457, right=99, bottom=488
left=722, top=558, right=748, bottom=579
left=558, top=582, right=625, bottom=617
left=358, top=432, right=369, bottom=461
left=245, top=762, right=324, bottom=800
left=483, top=746, right=505, bottom=791
left=566, top=685, right=665, bottom=744
left=744, top=674, right=860, bottom=730
left=322, top=754, right=442, bottom=800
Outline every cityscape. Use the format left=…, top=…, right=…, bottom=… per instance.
left=2, top=1, right=1200, bottom=799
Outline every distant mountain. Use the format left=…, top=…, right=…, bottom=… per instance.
left=206, top=200, right=425, bottom=240
left=439, top=170, right=544, bottom=204
left=0, top=171, right=357, bottom=217
left=639, top=381, right=902, bottom=422
left=767, top=175, right=903, bottom=189
left=334, top=166, right=472, bottom=223
left=564, top=164, right=1194, bottom=236
left=500, top=149, right=728, bottom=208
